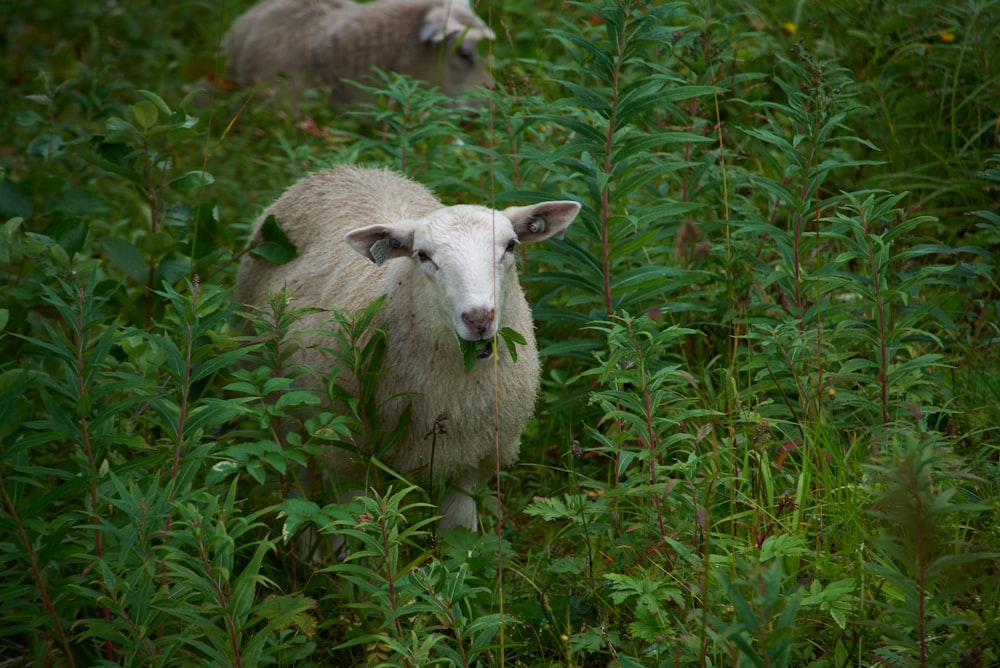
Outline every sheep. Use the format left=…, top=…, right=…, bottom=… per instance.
left=235, top=166, right=580, bottom=536
left=222, top=0, right=495, bottom=109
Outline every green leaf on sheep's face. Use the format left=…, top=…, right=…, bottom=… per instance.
left=250, top=214, right=298, bottom=265
left=499, top=327, right=526, bottom=363
left=458, top=327, right=526, bottom=371
left=459, top=338, right=486, bottom=371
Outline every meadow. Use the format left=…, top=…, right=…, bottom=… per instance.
left=1, top=0, right=998, bottom=665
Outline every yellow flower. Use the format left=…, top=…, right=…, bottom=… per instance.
left=827, top=387, right=836, bottom=399
left=783, top=22, right=797, bottom=35
left=939, top=29, right=956, bottom=43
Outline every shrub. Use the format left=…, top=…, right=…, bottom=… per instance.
left=1, top=0, right=997, bottom=665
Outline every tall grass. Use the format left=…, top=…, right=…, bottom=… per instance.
left=1, top=0, right=997, bottom=665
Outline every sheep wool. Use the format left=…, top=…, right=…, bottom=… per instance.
left=235, top=166, right=580, bottom=533
left=222, top=0, right=495, bottom=108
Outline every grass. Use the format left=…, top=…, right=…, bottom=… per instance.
left=1, top=0, right=998, bottom=666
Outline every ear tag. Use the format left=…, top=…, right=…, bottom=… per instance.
left=370, top=237, right=403, bottom=266
left=370, top=239, right=390, bottom=266
left=528, top=217, right=546, bottom=234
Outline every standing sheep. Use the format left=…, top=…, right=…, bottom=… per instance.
left=222, top=0, right=495, bottom=109
left=235, top=166, right=580, bottom=535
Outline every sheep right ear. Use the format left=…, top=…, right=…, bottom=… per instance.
left=345, top=224, right=415, bottom=266
left=419, top=5, right=495, bottom=44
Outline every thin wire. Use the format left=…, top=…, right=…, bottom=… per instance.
left=484, top=0, right=505, bottom=661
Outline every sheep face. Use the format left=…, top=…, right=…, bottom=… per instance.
left=345, top=200, right=582, bottom=343
left=412, top=206, right=513, bottom=341
left=413, top=4, right=495, bottom=97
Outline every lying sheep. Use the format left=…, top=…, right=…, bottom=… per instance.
left=222, top=0, right=495, bottom=109
left=235, top=166, right=580, bottom=535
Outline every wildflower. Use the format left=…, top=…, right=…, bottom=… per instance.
left=783, top=22, right=797, bottom=35
left=938, top=29, right=955, bottom=43
left=674, top=217, right=700, bottom=257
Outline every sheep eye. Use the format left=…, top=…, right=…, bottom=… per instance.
left=455, top=40, right=477, bottom=64
left=504, top=240, right=517, bottom=255
left=416, top=250, right=434, bottom=265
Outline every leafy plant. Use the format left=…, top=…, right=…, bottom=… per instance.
left=1, top=0, right=998, bottom=665
left=864, top=437, right=999, bottom=667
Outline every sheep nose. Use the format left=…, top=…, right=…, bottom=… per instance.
left=462, top=307, right=495, bottom=339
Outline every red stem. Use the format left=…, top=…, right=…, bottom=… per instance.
left=860, top=208, right=891, bottom=424
left=196, top=528, right=243, bottom=668
left=74, top=287, right=115, bottom=661
left=1, top=484, right=77, bottom=668
left=624, top=319, right=667, bottom=543
left=599, top=7, right=629, bottom=318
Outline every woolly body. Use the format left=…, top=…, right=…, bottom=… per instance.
left=235, top=166, right=579, bottom=530
left=222, top=0, right=494, bottom=107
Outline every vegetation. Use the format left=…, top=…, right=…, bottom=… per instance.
left=1, top=0, right=998, bottom=666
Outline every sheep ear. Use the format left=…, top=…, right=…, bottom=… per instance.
left=345, top=224, right=414, bottom=266
left=505, top=201, right=581, bottom=243
left=419, top=6, right=495, bottom=44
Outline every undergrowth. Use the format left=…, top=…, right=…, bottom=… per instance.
left=1, top=0, right=997, bottom=666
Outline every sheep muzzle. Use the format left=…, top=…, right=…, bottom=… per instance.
left=460, top=307, right=495, bottom=341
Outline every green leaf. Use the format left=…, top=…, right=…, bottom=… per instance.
left=278, top=498, right=325, bottom=544
left=105, top=116, right=140, bottom=141
left=523, top=496, right=572, bottom=521
left=46, top=218, right=89, bottom=257
left=498, top=326, right=526, bottom=363
left=141, top=230, right=176, bottom=257
left=617, top=657, right=646, bottom=668
left=274, top=390, right=322, bottom=410
left=79, top=144, right=144, bottom=188
left=136, top=89, right=173, bottom=117
left=27, top=133, right=64, bottom=161
left=153, top=252, right=190, bottom=286
left=169, top=170, right=215, bottom=193
left=760, top=534, right=810, bottom=562
left=131, top=99, right=159, bottom=129
left=100, top=237, right=148, bottom=283
left=0, top=182, right=32, bottom=218
left=45, top=188, right=109, bottom=218
left=459, top=337, right=489, bottom=371
left=0, top=370, right=32, bottom=441
left=250, top=215, right=298, bottom=265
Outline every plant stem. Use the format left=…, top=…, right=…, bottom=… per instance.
left=1, top=483, right=77, bottom=668
left=171, top=277, right=198, bottom=482
left=598, top=1, right=631, bottom=318
left=196, top=527, right=243, bottom=668
left=73, top=287, right=115, bottom=662
left=379, top=514, right=410, bottom=667
left=140, top=138, right=168, bottom=330
left=424, top=576, right=470, bottom=667
left=860, top=207, right=891, bottom=425
left=624, top=318, right=667, bottom=543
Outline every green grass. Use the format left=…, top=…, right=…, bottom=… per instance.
left=1, top=0, right=998, bottom=666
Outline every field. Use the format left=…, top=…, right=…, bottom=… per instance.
left=1, top=0, right=998, bottom=666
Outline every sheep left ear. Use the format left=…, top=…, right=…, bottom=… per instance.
left=345, top=223, right=415, bottom=266
left=505, top=201, right=581, bottom=243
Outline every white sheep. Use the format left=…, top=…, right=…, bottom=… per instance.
left=222, top=0, right=495, bottom=108
left=235, top=166, right=580, bottom=534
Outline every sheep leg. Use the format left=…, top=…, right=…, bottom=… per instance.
left=438, top=470, right=480, bottom=532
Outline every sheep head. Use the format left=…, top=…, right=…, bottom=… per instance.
left=345, top=200, right=580, bottom=343
left=413, top=1, right=496, bottom=95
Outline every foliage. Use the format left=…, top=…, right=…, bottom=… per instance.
left=1, top=0, right=998, bottom=665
